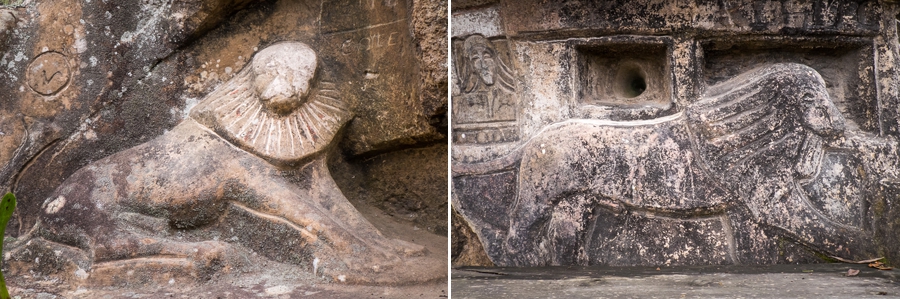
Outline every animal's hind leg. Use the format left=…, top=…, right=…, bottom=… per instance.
left=88, top=221, right=234, bottom=283
left=32, top=217, right=234, bottom=284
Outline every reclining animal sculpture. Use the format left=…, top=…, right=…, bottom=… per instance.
left=11, top=42, right=442, bottom=284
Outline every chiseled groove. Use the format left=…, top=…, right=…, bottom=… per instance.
left=727, top=135, right=791, bottom=167
left=707, top=105, right=771, bottom=134
left=301, top=106, right=323, bottom=143
left=228, top=201, right=318, bottom=242
left=708, top=115, right=774, bottom=146
left=703, top=86, right=767, bottom=121
left=232, top=103, right=262, bottom=138
left=248, top=112, right=268, bottom=146
left=565, top=111, right=684, bottom=127
left=295, top=110, right=316, bottom=145
left=94, top=256, right=191, bottom=265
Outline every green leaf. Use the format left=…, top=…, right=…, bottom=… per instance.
left=0, top=192, right=15, bottom=299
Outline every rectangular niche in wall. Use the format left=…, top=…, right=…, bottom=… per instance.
left=702, top=37, right=877, bottom=132
left=572, top=36, right=673, bottom=120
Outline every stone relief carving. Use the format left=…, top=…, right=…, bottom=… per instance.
left=504, top=63, right=861, bottom=265
left=452, top=34, right=518, bottom=146
left=457, top=63, right=898, bottom=266
left=10, top=42, right=441, bottom=284
left=190, top=43, right=348, bottom=165
left=26, top=51, right=71, bottom=96
left=450, top=0, right=900, bottom=268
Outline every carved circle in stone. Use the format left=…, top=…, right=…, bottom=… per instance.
left=25, top=51, right=71, bottom=96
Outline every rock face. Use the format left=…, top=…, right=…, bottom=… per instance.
left=451, top=0, right=900, bottom=267
left=0, top=0, right=446, bottom=288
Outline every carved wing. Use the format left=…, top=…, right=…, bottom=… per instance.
left=686, top=63, right=836, bottom=178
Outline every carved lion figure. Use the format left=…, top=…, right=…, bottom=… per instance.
left=13, top=42, right=442, bottom=284
left=486, top=63, right=877, bottom=266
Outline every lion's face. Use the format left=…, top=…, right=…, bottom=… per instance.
left=250, top=43, right=318, bottom=115
left=800, top=87, right=846, bottom=139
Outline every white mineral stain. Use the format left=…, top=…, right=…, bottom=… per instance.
left=313, top=257, right=320, bottom=275
left=74, top=268, right=89, bottom=280
left=265, top=285, right=292, bottom=295
left=45, top=196, right=66, bottom=214
left=84, top=129, right=97, bottom=140
left=75, top=36, right=88, bottom=53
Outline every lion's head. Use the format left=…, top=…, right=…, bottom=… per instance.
left=190, top=41, right=351, bottom=165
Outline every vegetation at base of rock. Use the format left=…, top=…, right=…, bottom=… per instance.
left=812, top=251, right=840, bottom=263
left=0, top=0, right=22, bottom=6
left=0, top=192, right=15, bottom=299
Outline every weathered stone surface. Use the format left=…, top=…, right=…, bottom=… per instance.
left=330, top=143, right=449, bottom=236
left=1, top=0, right=447, bottom=239
left=0, top=0, right=447, bottom=291
left=452, top=264, right=900, bottom=299
left=0, top=9, right=15, bottom=49
left=413, top=0, right=449, bottom=133
left=451, top=208, right=493, bottom=267
left=3, top=42, right=444, bottom=286
left=452, top=0, right=900, bottom=268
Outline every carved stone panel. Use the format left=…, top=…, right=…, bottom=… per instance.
left=0, top=0, right=448, bottom=294
left=451, top=0, right=900, bottom=269
left=452, top=36, right=518, bottom=144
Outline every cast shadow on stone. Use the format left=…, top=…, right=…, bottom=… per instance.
left=455, top=63, right=898, bottom=267
left=4, top=42, right=445, bottom=286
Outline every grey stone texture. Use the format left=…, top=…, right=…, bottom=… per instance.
left=452, top=264, right=900, bottom=299
left=451, top=0, right=900, bottom=268
left=0, top=0, right=447, bottom=290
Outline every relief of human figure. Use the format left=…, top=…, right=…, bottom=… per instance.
left=454, top=34, right=516, bottom=126
left=466, top=63, right=891, bottom=266
left=14, top=42, right=443, bottom=284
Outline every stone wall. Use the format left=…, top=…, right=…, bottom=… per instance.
left=0, top=0, right=446, bottom=241
left=451, top=0, right=900, bottom=267
left=0, top=0, right=447, bottom=287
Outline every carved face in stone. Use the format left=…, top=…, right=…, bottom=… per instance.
left=465, top=35, right=495, bottom=86
left=189, top=41, right=350, bottom=164
left=800, top=88, right=846, bottom=138
left=251, top=42, right=318, bottom=114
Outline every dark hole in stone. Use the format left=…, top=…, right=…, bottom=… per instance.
left=615, top=64, right=647, bottom=99
left=630, top=76, right=646, bottom=96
